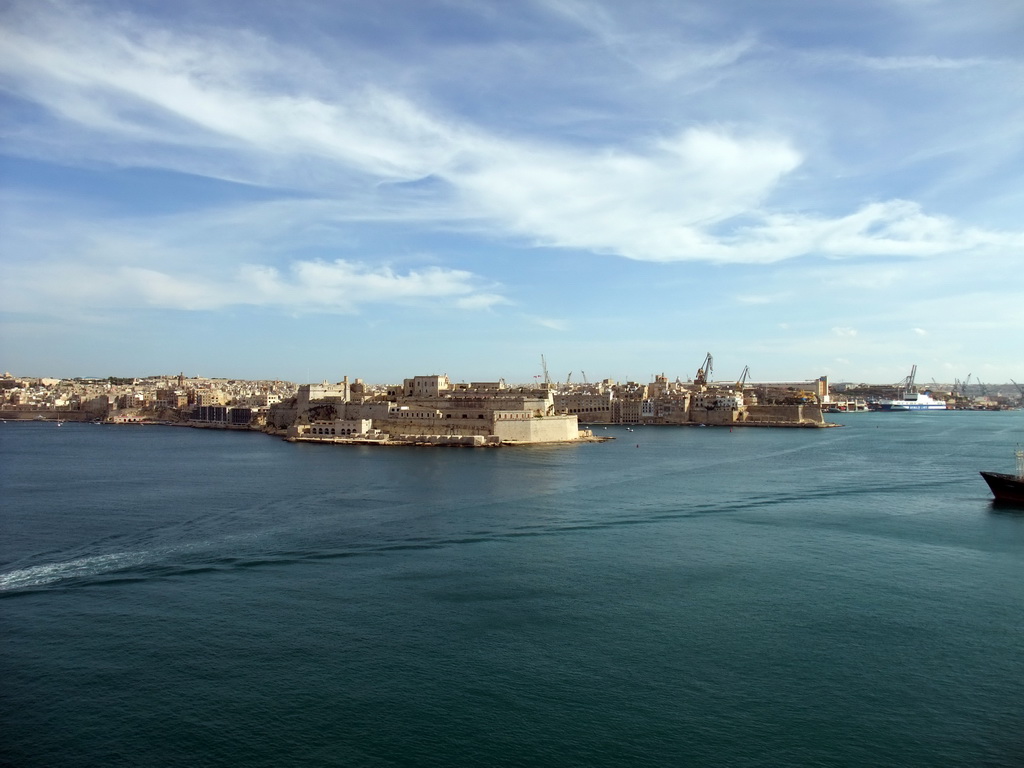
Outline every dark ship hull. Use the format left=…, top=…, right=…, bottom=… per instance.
left=979, top=471, right=1024, bottom=505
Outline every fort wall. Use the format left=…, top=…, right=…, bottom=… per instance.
left=492, top=414, right=579, bottom=442
left=741, top=404, right=824, bottom=425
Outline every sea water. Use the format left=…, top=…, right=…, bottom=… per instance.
left=1, top=413, right=1022, bottom=767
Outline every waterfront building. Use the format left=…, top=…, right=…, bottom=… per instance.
left=286, top=375, right=583, bottom=444
left=552, top=372, right=825, bottom=427
left=553, top=390, right=613, bottom=423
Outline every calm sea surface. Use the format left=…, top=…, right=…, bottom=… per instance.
left=2, top=413, right=1022, bottom=767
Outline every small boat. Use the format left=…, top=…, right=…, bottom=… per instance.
left=980, top=448, right=1024, bottom=505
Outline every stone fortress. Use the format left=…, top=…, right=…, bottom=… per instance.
left=272, top=375, right=587, bottom=446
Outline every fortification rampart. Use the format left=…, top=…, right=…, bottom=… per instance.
left=0, top=408, right=95, bottom=422
left=491, top=414, right=580, bottom=442
left=740, top=404, right=825, bottom=425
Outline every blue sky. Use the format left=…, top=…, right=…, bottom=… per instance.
left=1, top=0, right=1022, bottom=386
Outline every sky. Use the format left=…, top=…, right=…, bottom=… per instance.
left=1, top=0, right=1022, bottom=386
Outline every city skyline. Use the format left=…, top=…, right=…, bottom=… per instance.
left=2, top=0, right=1022, bottom=385
left=4, top=368, right=1021, bottom=392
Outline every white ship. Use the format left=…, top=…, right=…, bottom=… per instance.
left=877, top=365, right=947, bottom=411
left=877, top=391, right=947, bottom=411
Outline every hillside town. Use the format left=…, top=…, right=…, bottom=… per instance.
left=2, top=361, right=1020, bottom=446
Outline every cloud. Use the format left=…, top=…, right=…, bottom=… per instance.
left=2, top=4, right=802, bottom=265
left=832, top=327, right=858, bottom=337
left=453, top=128, right=804, bottom=262
left=0, top=8, right=469, bottom=182
left=0, top=194, right=505, bottom=316
left=527, top=316, right=569, bottom=331
left=0, top=187, right=511, bottom=316
left=455, top=294, right=511, bottom=311
left=541, top=0, right=757, bottom=82
left=2, top=0, right=1023, bottom=274
left=717, top=200, right=1024, bottom=264
left=0, top=256, right=501, bottom=315
left=734, top=292, right=789, bottom=305
left=809, top=51, right=993, bottom=72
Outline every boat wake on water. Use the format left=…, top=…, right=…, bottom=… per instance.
left=0, top=467, right=965, bottom=596
left=0, top=550, right=154, bottom=592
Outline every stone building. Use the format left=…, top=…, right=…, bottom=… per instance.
left=285, top=375, right=583, bottom=444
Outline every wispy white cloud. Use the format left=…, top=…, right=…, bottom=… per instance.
left=0, top=10, right=469, bottom=182
left=0, top=195, right=506, bottom=316
left=0, top=255, right=499, bottom=315
left=452, top=128, right=804, bottom=262
left=455, top=294, right=511, bottom=311
left=807, top=50, right=994, bottom=72
left=734, top=293, right=786, bottom=305
left=526, top=316, right=569, bottom=331
left=3, top=0, right=1019, bottom=271
left=540, top=0, right=756, bottom=82
left=721, top=200, right=1024, bottom=263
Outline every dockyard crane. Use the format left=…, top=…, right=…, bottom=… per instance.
left=894, top=364, right=918, bottom=394
left=1011, top=380, right=1024, bottom=405
left=581, top=371, right=588, bottom=384
left=959, top=374, right=972, bottom=397
left=566, top=371, right=572, bottom=386
left=736, top=365, right=751, bottom=390
left=540, top=354, right=551, bottom=387
left=694, top=353, right=713, bottom=387
left=905, top=364, right=917, bottom=391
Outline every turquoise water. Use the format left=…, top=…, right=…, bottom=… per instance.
left=2, top=413, right=1022, bottom=767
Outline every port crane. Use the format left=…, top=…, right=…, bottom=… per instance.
left=694, top=353, right=713, bottom=387
left=540, top=354, right=551, bottom=387
left=735, top=365, right=751, bottom=390
left=897, top=364, right=918, bottom=393
left=1011, top=380, right=1024, bottom=405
